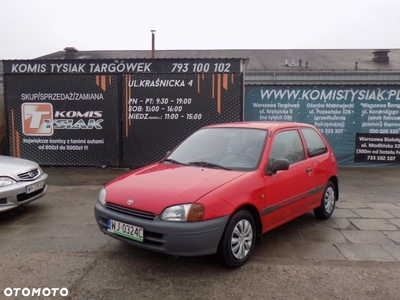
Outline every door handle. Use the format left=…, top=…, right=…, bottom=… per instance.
left=306, top=167, right=312, bottom=173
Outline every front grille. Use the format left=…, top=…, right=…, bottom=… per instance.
left=18, top=169, right=40, bottom=181
left=107, top=203, right=156, bottom=220
left=143, top=231, right=164, bottom=246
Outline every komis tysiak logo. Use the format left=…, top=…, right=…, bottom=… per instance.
left=22, top=103, right=53, bottom=136
left=21, top=103, right=104, bottom=136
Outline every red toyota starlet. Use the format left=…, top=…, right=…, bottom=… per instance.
left=94, top=122, right=339, bottom=268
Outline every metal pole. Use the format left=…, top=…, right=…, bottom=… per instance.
left=151, top=30, right=156, bottom=58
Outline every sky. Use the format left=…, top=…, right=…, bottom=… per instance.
left=1, top=0, right=400, bottom=59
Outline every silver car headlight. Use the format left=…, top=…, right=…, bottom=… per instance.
left=98, top=188, right=106, bottom=206
left=160, top=203, right=204, bottom=222
left=0, top=177, right=16, bottom=187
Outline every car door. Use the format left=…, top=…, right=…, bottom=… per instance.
left=261, top=129, right=315, bottom=232
left=299, top=126, right=332, bottom=209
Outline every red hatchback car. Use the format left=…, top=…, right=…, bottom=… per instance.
left=94, top=122, right=339, bottom=268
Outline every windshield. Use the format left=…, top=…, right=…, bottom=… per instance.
left=165, top=127, right=267, bottom=171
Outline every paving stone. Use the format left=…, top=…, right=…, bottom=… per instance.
left=388, top=218, right=400, bottom=228
left=366, top=195, right=400, bottom=203
left=337, top=192, right=358, bottom=202
left=349, top=219, right=398, bottom=231
left=336, top=202, right=368, bottom=209
left=335, top=243, right=397, bottom=262
left=264, top=228, right=304, bottom=243
left=382, top=245, right=400, bottom=261
left=383, top=231, right=400, bottom=244
left=341, top=196, right=372, bottom=203
left=332, top=208, right=360, bottom=218
left=388, top=209, right=400, bottom=217
left=332, top=219, right=358, bottom=230
left=341, top=230, right=395, bottom=245
left=365, top=203, right=400, bottom=210
left=352, top=209, right=395, bottom=218
left=300, top=229, right=347, bottom=243
left=275, top=213, right=317, bottom=230
left=253, top=241, right=296, bottom=259
left=291, top=242, right=346, bottom=261
left=313, top=218, right=339, bottom=229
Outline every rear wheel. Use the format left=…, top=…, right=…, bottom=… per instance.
left=314, top=181, right=336, bottom=219
left=218, top=210, right=256, bottom=268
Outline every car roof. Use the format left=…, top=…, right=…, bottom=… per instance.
left=204, top=121, right=314, bottom=131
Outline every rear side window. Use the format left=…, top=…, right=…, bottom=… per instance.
left=269, top=130, right=305, bottom=165
left=301, top=127, right=327, bottom=157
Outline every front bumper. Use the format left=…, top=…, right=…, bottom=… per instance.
left=94, top=202, right=230, bottom=256
left=0, top=173, right=49, bottom=212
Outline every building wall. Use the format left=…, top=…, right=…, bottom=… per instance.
left=0, top=93, right=5, bottom=155
left=1, top=61, right=4, bottom=154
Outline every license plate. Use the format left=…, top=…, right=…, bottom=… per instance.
left=26, top=181, right=44, bottom=194
left=107, top=219, right=144, bottom=242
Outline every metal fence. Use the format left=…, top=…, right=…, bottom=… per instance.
left=0, top=94, right=5, bottom=154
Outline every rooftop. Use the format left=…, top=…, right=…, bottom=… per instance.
left=35, top=48, right=400, bottom=74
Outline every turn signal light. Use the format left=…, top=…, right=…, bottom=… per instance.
left=187, top=203, right=204, bottom=222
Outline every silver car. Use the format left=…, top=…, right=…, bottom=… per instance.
left=0, top=155, right=48, bottom=212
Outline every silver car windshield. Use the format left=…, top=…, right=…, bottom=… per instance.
left=165, top=128, right=267, bottom=171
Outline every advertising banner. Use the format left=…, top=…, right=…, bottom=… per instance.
left=123, top=72, right=243, bottom=167
left=2, top=59, right=242, bottom=75
left=5, top=74, right=119, bottom=166
left=245, top=85, right=400, bottom=166
left=3, top=58, right=244, bottom=167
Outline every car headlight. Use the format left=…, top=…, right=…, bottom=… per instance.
left=160, top=203, right=204, bottom=222
left=98, top=188, right=106, bottom=206
left=0, top=177, right=16, bottom=187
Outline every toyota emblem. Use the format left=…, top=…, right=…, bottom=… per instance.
left=127, top=199, right=134, bottom=206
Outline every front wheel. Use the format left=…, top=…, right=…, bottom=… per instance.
left=217, top=210, right=256, bottom=268
left=314, top=181, right=336, bottom=219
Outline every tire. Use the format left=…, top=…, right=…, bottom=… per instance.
left=314, top=181, right=336, bottom=220
left=217, top=210, right=256, bottom=268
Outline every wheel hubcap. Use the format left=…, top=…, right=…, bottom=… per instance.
left=324, top=187, right=335, bottom=214
left=231, top=219, right=253, bottom=260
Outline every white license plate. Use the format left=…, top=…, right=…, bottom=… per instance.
left=26, top=181, right=44, bottom=194
left=107, top=219, right=144, bottom=242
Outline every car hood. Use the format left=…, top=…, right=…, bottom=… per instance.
left=105, top=163, right=246, bottom=214
left=0, top=155, right=39, bottom=177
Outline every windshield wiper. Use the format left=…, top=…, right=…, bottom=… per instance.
left=163, top=158, right=188, bottom=166
left=188, top=161, right=231, bottom=170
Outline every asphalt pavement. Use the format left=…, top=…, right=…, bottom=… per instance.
left=0, top=166, right=399, bottom=300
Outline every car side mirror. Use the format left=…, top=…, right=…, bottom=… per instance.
left=265, top=159, right=290, bottom=175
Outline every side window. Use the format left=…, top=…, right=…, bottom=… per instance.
left=300, top=127, right=328, bottom=157
left=287, top=132, right=306, bottom=164
left=269, top=130, right=305, bottom=165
